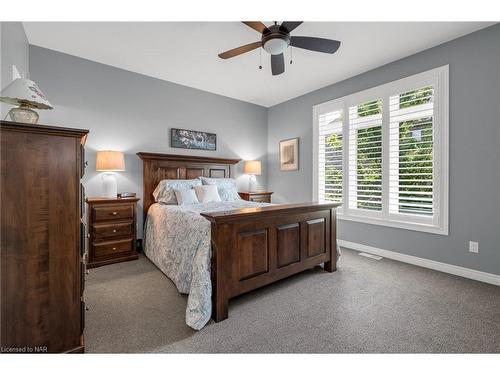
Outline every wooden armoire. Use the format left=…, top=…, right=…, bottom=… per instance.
left=1, top=120, right=89, bottom=353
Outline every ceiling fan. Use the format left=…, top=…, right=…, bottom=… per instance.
left=218, top=21, right=341, bottom=76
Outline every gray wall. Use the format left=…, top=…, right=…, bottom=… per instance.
left=0, top=22, right=29, bottom=118
left=268, top=24, right=500, bottom=275
left=29, top=45, right=268, bottom=237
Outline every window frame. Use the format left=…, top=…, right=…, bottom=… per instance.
left=312, top=65, right=449, bottom=235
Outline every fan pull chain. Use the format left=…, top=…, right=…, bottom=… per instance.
left=259, top=47, right=262, bottom=70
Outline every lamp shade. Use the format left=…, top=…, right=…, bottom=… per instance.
left=96, top=151, right=125, bottom=171
left=0, top=78, right=53, bottom=109
left=244, top=160, right=261, bottom=175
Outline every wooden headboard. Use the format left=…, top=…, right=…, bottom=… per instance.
left=136, top=152, right=241, bottom=220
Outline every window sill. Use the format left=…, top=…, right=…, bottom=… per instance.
left=337, top=212, right=448, bottom=235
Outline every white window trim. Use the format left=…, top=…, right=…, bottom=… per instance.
left=313, top=65, right=449, bottom=235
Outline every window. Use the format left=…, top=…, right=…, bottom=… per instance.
left=313, top=66, right=449, bottom=234
left=389, top=86, right=434, bottom=217
left=318, top=108, right=343, bottom=203
left=348, top=99, right=383, bottom=213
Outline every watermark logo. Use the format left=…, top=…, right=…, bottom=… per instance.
left=1, top=346, right=48, bottom=353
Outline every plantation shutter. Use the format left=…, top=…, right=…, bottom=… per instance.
left=389, top=86, right=434, bottom=217
left=313, top=66, right=448, bottom=233
left=318, top=109, right=343, bottom=203
left=348, top=99, right=383, bottom=211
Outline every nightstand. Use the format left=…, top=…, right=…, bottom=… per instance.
left=86, top=197, right=140, bottom=268
left=239, top=191, right=273, bottom=203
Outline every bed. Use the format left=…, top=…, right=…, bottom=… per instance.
left=138, top=152, right=341, bottom=330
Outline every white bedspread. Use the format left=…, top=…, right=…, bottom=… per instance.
left=143, top=201, right=270, bottom=330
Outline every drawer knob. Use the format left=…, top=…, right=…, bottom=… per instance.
left=85, top=306, right=89, bottom=311
left=112, top=247, right=116, bottom=250
left=112, top=212, right=117, bottom=215
left=112, top=229, right=117, bottom=233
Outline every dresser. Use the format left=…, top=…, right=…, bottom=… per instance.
left=86, top=197, right=139, bottom=268
left=0, top=120, right=88, bottom=353
left=238, top=191, right=273, bottom=203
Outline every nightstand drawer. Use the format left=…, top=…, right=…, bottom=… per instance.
left=239, top=192, right=273, bottom=203
left=93, top=238, right=134, bottom=258
left=249, top=195, right=271, bottom=203
left=93, top=221, right=133, bottom=239
left=92, top=204, right=133, bottom=222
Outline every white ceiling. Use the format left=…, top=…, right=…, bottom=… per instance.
left=23, top=22, right=493, bottom=107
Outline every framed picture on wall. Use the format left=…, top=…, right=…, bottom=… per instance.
left=279, top=137, right=299, bottom=171
left=170, top=128, right=217, bottom=151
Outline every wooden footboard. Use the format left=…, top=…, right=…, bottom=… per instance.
left=201, top=202, right=341, bottom=322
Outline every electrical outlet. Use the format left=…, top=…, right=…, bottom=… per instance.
left=469, top=241, right=479, bottom=254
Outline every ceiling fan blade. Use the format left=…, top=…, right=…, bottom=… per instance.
left=280, top=21, right=303, bottom=32
left=242, top=21, right=269, bottom=34
left=291, top=36, right=341, bottom=54
left=271, top=53, right=285, bottom=76
left=218, top=41, right=262, bottom=59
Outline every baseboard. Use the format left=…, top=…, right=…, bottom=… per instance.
left=338, top=240, right=500, bottom=286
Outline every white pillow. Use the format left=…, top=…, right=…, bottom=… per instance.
left=194, top=185, right=222, bottom=203
left=174, top=189, right=199, bottom=205
left=153, top=179, right=202, bottom=204
left=199, top=177, right=241, bottom=201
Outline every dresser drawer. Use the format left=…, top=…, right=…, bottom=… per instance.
left=92, top=221, right=133, bottom=239
left=93, top=238, right=134, bottom=258
left=92, top=204, right=133, bottom=222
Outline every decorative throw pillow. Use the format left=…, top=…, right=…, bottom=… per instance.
left=199, top=177, right=241, bottom=202
left=174, top=189, right=200, bottom=205
left=153, top=179, right=202, bottom=204
left=194, top=185, right=222, bottom=203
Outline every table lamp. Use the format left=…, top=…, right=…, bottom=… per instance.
left=0, top=78, right=53, bottom=123
left=96, top=151, right=125, bottom=198
left=244, top=160, right=261, bottom=192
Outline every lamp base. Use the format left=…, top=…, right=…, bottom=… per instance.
left=8, top=105, right=39, bottom=124
left=248, top=175, right=257, bottom=192
left=101, top=173, right=118, bottom=198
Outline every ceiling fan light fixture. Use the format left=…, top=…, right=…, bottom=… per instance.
left=218, top=21, right=341, bottom=76
left=263, top=38, right=289, bottom=55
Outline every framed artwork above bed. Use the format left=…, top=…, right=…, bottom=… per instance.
left=279, top=137, right=299, bottom=171
left=171, top=128, right=217, bottom=151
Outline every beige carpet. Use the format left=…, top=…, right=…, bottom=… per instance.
left=84, top=248, right=500, bottom=353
